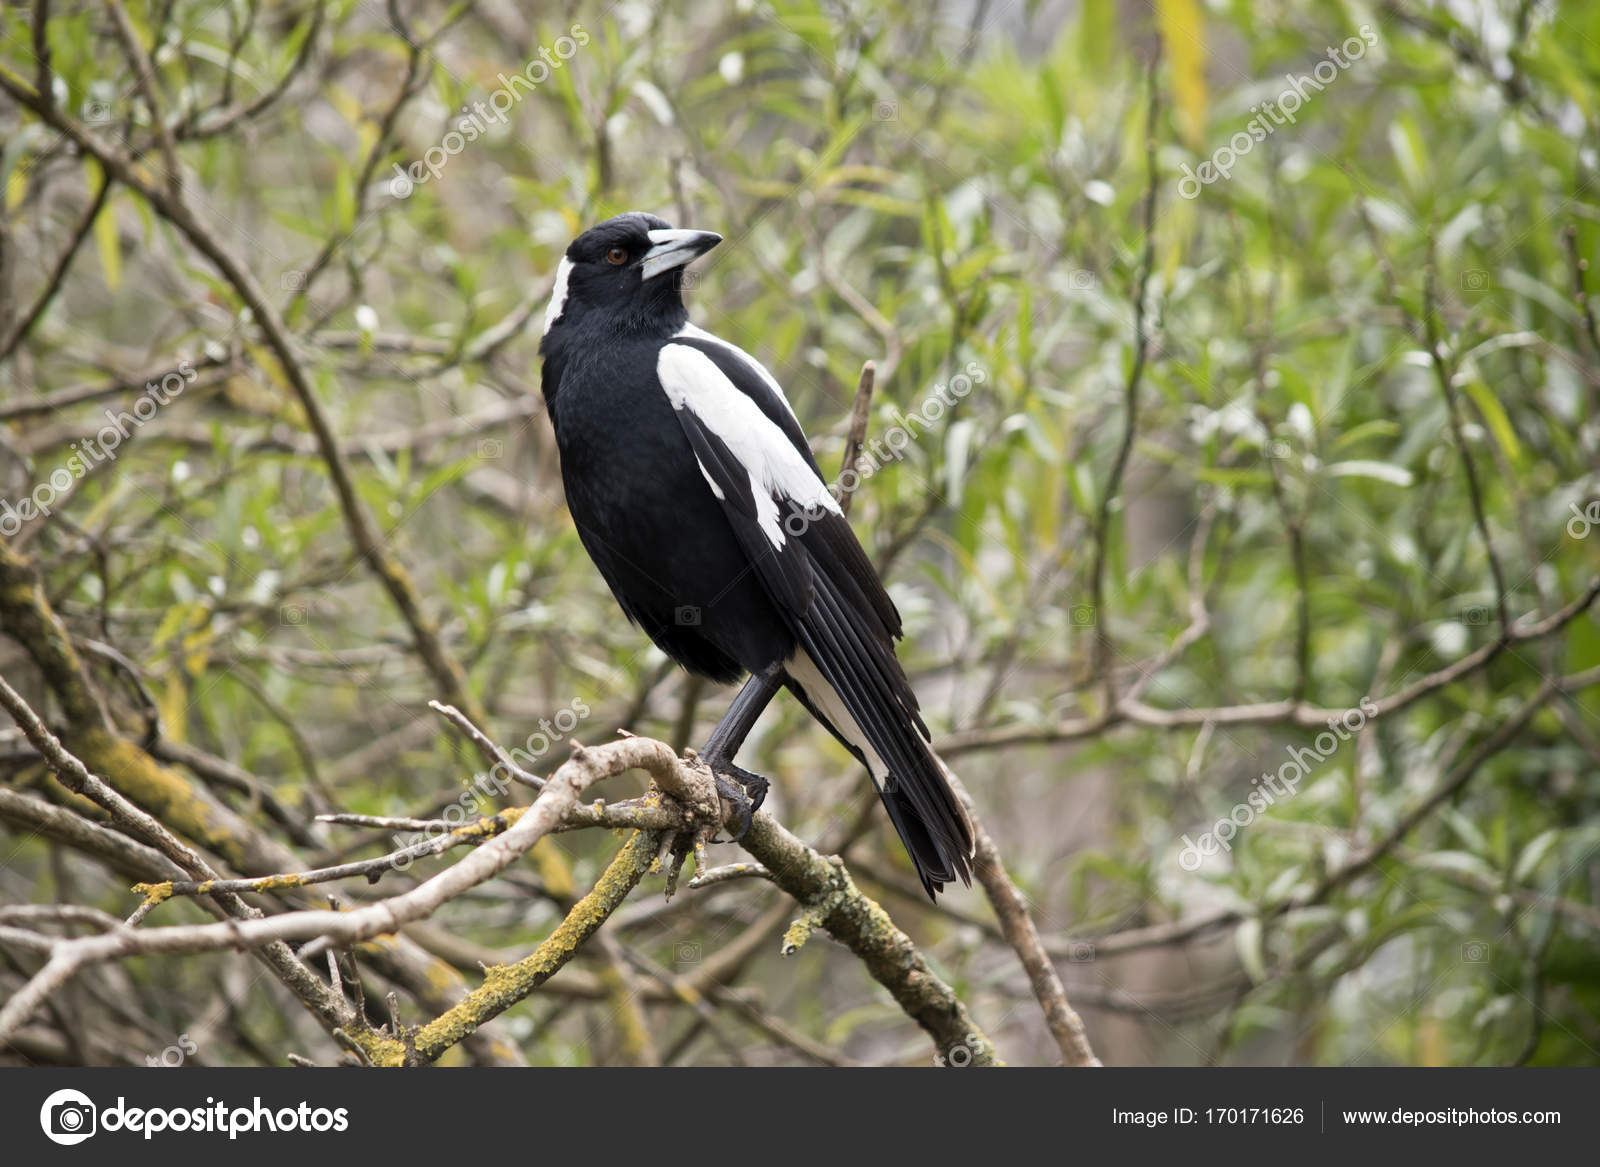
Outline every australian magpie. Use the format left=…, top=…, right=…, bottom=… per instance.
left=539, top=211, right=974, bottom=897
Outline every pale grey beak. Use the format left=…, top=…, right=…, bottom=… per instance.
left=641, top=228, right=722, bottom=281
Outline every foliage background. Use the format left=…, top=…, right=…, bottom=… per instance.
left=1, top=0, right=1598, bottom=1066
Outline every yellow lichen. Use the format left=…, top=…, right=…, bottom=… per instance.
left=71, top=728, right=256, bottom=870
left=131, top=881, right=174, bottom=905
left=781, top=916, right=814, bottom=955
left=401, top=831, right=655, bottom=1063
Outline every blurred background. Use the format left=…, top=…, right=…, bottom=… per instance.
left=2, top=0, right=1599, bottom=1066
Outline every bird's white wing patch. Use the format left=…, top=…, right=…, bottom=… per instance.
left=674, top=323, right=796, bottom=413
left=542, top=257, right=574, bottom=336
left=657, top=343, right=839, bottom=548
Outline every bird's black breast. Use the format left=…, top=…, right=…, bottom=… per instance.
left=543, top=331, right=794, bottom=681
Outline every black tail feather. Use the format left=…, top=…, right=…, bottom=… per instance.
left=879, top=785, right=965, bottom=899
left=784, top=577, right=974, bottom=898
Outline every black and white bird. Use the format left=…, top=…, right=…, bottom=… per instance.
left=539, top=211, right=974, bottom=897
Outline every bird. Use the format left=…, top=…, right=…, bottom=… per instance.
left=539, top=211, right=974, bottom=898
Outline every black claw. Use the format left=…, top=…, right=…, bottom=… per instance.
left=704, top=753, right=770, bottom=842
left=712, top=771, right=754, bottom=842
left=740, top=772, right=769, bottom=815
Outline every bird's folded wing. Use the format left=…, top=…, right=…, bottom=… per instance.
left=656, top=336, right=901, bottom=635
left=657, top=335, right=973, bottom=882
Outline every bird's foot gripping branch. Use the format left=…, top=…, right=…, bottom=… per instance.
left=321, top=725, right=1002, bottom=1066
left=0, top=683, right=998, bottom=1067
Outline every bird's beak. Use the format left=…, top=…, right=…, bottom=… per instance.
left=641, top=228, right=722, bottom=281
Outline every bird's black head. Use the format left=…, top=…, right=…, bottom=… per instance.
left=540, top=211, right=722, bottom=346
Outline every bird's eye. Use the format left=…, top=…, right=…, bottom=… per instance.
left=606, top=247, right=629, bottom=265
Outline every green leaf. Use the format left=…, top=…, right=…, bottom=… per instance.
left=1461, top=379, right=1522, bottom=466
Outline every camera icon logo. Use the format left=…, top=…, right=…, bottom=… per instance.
left=477, top=438, right=505, bottom=460
left=674, top=606, right=701, bottom=627
left=1460, top=270, right=1491, bottom=292
left=675, top=940, right=702, bottom=963
left=1067, top=269, right=1097, bottom=291
left=40, top=1088, right=97, bottom=1146
left=1070, top=604, right=1097, bottom=627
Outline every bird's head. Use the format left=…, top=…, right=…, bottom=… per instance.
left=541, top=211, right=722, bottom=344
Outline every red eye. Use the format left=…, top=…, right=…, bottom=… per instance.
left=606, top=247, right=628, bottom=265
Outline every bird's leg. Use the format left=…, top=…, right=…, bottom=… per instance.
left=699, top=665, right=783, bottom=841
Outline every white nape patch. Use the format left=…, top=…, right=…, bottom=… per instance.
left=657, top=344, right=838, bottom=548
left=674, top=323, right=797, bottom=412
left=542, top=257, right=574, bottom=336
left=786, top=649, right=887, bottom=782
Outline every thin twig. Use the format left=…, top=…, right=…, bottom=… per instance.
left=429, top=700, right=543, bottom=789
left=1088, top=63, right=1161, bottom=704
left=1422, top=255, right=1512, bottom=630
left=836, top=360, right=877, bottom=517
